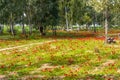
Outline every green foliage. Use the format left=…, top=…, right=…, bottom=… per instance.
left=0, top=0, right=119, bottom=35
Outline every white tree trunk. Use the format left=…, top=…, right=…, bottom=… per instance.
left=93, top=12, right=96, bottom=33
left=28, top=1, right=32, bottom=35
left=105, top=8, right=108, bottom=44
left=65, top=6, right=69, bottom=31
left=10, top=13, right=14, bottom=36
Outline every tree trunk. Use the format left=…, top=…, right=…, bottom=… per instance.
left=39, top=25, right=42, bottom=35
left=0, top=27, right=2, bottom=34
left=86, top=24, right=88, bottom=31
left=70, top=24, right=73, bottom=31
left=39, top=24, right=45, bottom=36
left=105, top=8, right=108, bottom=44
left=10, top=21, right=14, bottom=36
left=93, top=12, right=96, bottom=33
left=10, top=13, right=15, bottom=36
left=28, top=1, right=32, bottom=35
left=29, top=24, right=32, bottom=35
left=28, top=16, right=32, bottom=35
left=0, top=25, right=2, bottom=34
left=52, top=26, right=57, bottom=36
left=65, top=6, right=69, bottom=31
left=22, top=15, right=26, bottom=34
left=38, top=25, right=41, bottom=35
left=22, top=22, right=25, bottom=34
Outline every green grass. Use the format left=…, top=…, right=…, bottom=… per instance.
left=0, top=32, right=53, bottom=49
left=0, top=39, right=120, bottom=79
left=0, top=30, right=97, bottom=48
left=1, top=27, right=120, bottom=48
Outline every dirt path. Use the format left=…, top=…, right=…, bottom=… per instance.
left=0, top=40, right=58, bottom=52
left=89, top=59, right=116, bottom=74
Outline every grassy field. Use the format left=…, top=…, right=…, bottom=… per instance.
left=0, top=33, right=52, bottom=49
left=0, top=30, right=120, bottom=79
left=0, top=30, right=119, bottom=49
left=0, top=37, right=120, bottom=79
left=0, top=31, right=96, bottom=49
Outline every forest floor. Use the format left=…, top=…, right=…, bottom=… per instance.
left=0, top=31, right=120, bottom=80
left=0, top=40, right=58, bottom=52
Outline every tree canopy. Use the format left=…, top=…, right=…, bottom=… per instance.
left=0, top=0, right=119, bottom=35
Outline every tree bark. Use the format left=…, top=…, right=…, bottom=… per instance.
left=29, top=21, right=32, bottom=35
left=65, top=6, right=69, bottom=31
left=105, top=8, right=108, bottom=44
left=93, top=12, right=96, bottom=33
left=0, top=26, right=2, bottom=34
left=28, top=1, right=32, bottom=35
left=22, top=15, right=26, bottom=34
left=39, top=24, right=45, bottom=36
left=22, top=22, right=25, bottom=34
left=10, top=13, right=15, bottom=36
left=28, top=15, right=32, bottom=35
left=52, top=26, right=57, bottom=36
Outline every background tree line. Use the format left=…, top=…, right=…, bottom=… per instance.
left=0, top=0, right=119, bottom=38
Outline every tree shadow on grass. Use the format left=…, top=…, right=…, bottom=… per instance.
left=0, top=31, right=97, bottom=41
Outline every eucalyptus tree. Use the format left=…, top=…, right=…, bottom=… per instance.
left=88, top=0, right=120, bottom=43
left=2, top=0, right=19, bottom=36
left=0, top=0, right=9, bottom=34
left=25, top=0, right=36, bottom=35
left=19, top=0, right=27, bottom=35
left=58, top=0, right=69, bottom=31
left=58, top=0, right=87, bottom=31
left=18, top=0, right=37, bottom=35
left=32, top=0, right=59, bottom=35
left=0, top=0, right=5, bottom=34
left=110, top=0, right=120, bottom=26
left=0, top=0, right=26, bottom=36
left=58, top=0, right=65, bottom=29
